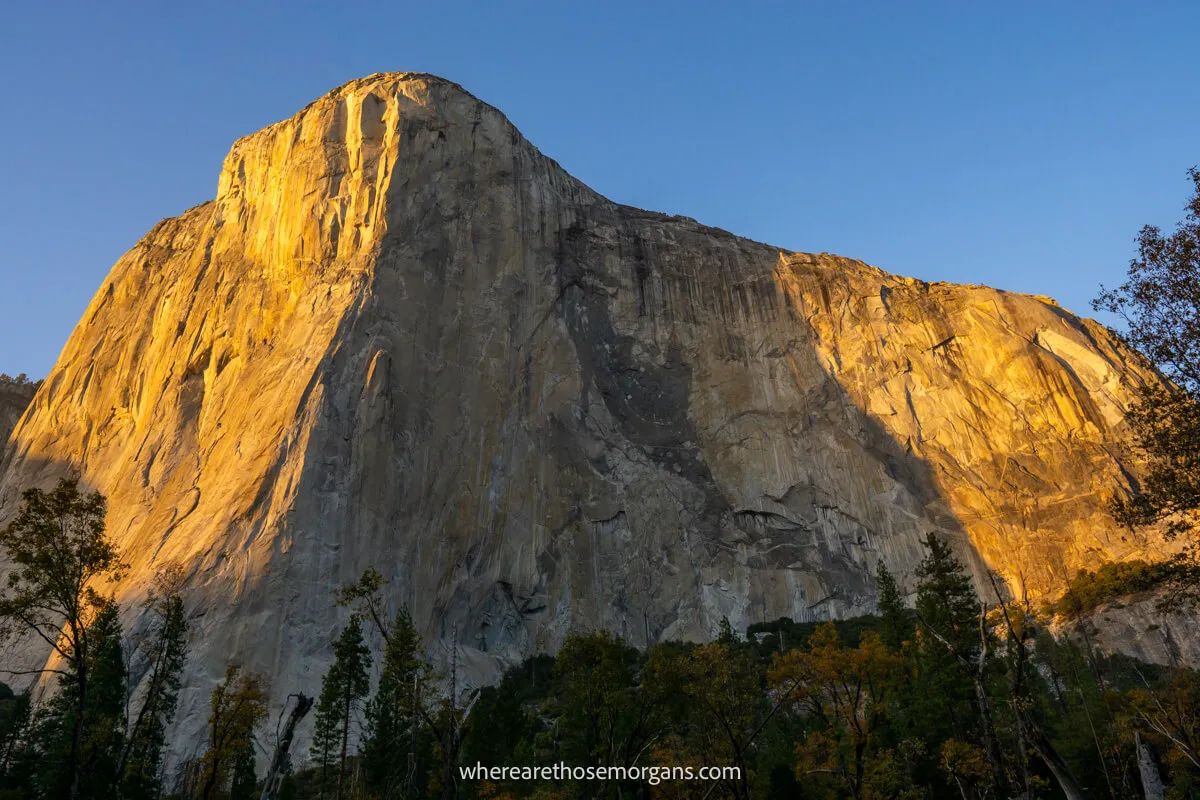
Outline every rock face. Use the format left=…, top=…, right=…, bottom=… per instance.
left=0, top=379, right=36, bottom=448
left=1058, top=596, right=1200, bottom=668
left=0, top=73, right=1171, bottom=761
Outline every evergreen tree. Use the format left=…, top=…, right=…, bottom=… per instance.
left=79, top=602, right=127, bottom=791
left=118, top=566, right=189, bottom=799
left=876, top=562, right=913, bottom=650
left=912, top=535, right=1007, bottom=797
left=361, top=606, right=431, bottom=796
left=30, top=600, right=127, bottom=800
left=311, top=681, right=339, bottom=797
left=914, top=534, right=979, bottom=653
left=717, top=617, right=738, bottom=646
left=910, top=535, right=980, bottom=750
left=311, top=617, right=371, bottom=799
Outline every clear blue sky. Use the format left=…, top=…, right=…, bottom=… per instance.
left=2, top=2, right=1197, bottom=377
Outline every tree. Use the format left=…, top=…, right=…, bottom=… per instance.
left=1127, top=668, right=1200, bottom=788
left=361, top=606, right=431, bottom=796
left=28, top=600, right=127, bottom=799
left=0, top=683, right=33, bottom=791
left=1094, top=167, right=1200, bottom=603
left=229, top=738, right=258, bottom=800
left=646, top=640, right=764, bottom=800
left=912, top=535, right=1007, bottom=797
left=905, top=536, right=979, bottom=750
left=197, top=665, right=268, bottom=800
left=334, top=568, right=390, bottom=645
left=551, top=631, right=666, bottom=798
left=117, top=564, right=189, bottom=799
left=337, top=570, right=470, bottom=800
left=717, top=617, right=739, bottom=647
left=876, top=563, right=913, bottom=651
left=987, top=576, right=1089, bottom=800
left=311, top=618, right=370, bottom=799
left=260, top=692, right=314, bottom=800
left=939, top=739, right=993, bottom=800
left=914, top=536, right=979, bottom=654
left=0, top=478, right=125, bottom=800
left=769, top=623, right=903, bottom=799
left=426, top=637, right=472, bottom=800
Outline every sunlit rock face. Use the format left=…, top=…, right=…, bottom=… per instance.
left=0, top=73, right=1170, bottom=759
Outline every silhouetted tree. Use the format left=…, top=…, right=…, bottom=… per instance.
left=876, top=563, right=912, bottom=651
left=912, top=535, right=1007, bottom=796
left=1094, top=167, right=1200, bottom=604
left=30, top=600, right=127, bottom=799
left=0, top=683, right=32, bottom=788
left=311, top=618, right=370, bottom=799
left=361, top=606, right=431, bottom=796
left=0, top=478, right=125, bottom=800
left=117, top=565, right=189, bottom=799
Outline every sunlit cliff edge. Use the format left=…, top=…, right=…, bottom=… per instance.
left=0, top=72, right=1172, bottom=759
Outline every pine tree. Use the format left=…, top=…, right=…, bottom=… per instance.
left=914, top=534, right=979, bottom=653
left=876, top=562, right=912, bottom=650
left=30, top=600, right=127, bottom=800
left=311, top=678, right=339, bottom=797
left=362, top=606, right=430, bottom=796
left=912, top=534, right=1007, bottom=797
left=905, top=535, right=982, bottom=758
left=118, top=566, right=189, bottom=799
left=311, top=617, right=371, bottom=799
left=717, top=617, right=738, bottom=646
left=80, top=602, right=127, bottom=792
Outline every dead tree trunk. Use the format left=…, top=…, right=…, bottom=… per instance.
left=1021, top=719, right=1089, bottom=800
left=1137, top=733, right=1166, bottom=800
left=260, top=693, right=314, bottom=800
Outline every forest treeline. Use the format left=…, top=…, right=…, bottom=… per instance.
left=0, top=375, right=38, bottom=389
left=0, top=477, right=1198, bottom=800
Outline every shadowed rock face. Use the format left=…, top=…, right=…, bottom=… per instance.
left=0, top=73, right=1170, bottom=760
left=0, top=380, right=36, bottom=447
left=1056, top=596, right=1200, bottom=668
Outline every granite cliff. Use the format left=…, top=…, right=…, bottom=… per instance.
left=0, top=73, right=1172, bottom=760
left=0, top=379, right=36, bottom=447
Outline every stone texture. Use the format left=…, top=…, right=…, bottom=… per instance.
left=0, top=380, right=35, bottom=447
left=0, top=73, right=1174, bottom=762
left=1056, top=595, right=1200, bottom=669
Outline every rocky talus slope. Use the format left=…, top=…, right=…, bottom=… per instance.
left=0, top=73, right=1171, bottom=758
